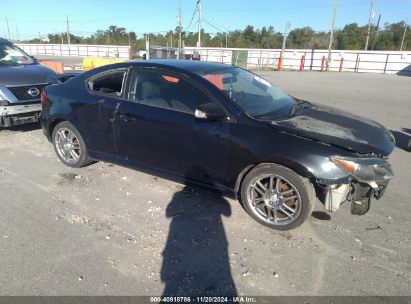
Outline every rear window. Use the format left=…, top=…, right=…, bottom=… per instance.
left=88, top=70, right=126, bottom=96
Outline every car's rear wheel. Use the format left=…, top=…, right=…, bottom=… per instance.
left=240, top=164, right=315, bottom=230
left=52, top=121, right=92, bottom=168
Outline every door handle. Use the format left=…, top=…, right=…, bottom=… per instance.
left=119, top=114, right=137, bottom=122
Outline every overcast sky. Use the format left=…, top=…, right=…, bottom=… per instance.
left=2, top=0, right=410, bottom=40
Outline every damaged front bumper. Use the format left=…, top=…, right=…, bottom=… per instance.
left=320, top=156, right=394, bottom=215
left=0, top=103, right=42, bottom=127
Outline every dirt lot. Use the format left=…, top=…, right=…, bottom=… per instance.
left=0, top=71, right=410, bottom=296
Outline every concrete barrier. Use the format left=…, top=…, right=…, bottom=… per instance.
left=184, top=47, right=411, bottom=75
left=17, top=43, right=132, bottom=60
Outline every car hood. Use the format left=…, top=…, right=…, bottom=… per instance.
left=0, top=64, right=58, bottom=86
left=267, top=103, right=395, bottom=156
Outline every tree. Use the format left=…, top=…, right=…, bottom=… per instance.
left=336, top=23, right=366, bottom=50
left=288, top=27, right=315, bottom=48
left=20, top=21, right=409, bottom=51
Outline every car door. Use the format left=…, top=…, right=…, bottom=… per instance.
left=117, top=67, right=231, bottom=186
left=80, top=68, right=128, bottom=155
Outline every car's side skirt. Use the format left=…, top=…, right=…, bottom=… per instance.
left=88, top=150, right=237, bottom=198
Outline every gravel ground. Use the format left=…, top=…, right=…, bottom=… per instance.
left=0, top=71, right=410, bottom=296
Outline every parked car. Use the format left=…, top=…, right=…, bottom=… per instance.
left=40, top=60, right=395, bottom=230
left=0, top=38, right=60, bottom=127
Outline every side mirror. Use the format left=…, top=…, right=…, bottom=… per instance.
left=30, top=56, right=38, bottom=63
left=195, top=102, right=227, bottom=121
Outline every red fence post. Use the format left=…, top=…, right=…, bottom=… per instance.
left=300, top=55, right=305, bottom=71
left=277, top=56, right=282, bottom=71
left=339, top=57, right=344, bottom=72
left=321, top=56, right=325, bottom=72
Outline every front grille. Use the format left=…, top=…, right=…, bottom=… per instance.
left=7, top=84, right=45, bottom=101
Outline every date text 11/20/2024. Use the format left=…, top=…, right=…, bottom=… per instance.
left=150, top=296, right=257, bottom=303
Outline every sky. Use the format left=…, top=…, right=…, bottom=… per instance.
left=2, top=0, right=410, bottom=40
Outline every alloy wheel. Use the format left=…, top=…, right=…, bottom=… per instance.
left=246, top=174, right=302, bottom=226
left=54, top=128, right=81, bottom=164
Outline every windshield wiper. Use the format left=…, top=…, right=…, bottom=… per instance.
left=289, top=100, right=311, bottom=117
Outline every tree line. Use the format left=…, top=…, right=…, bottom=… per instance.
left=23, top=21, right=410, bottom=51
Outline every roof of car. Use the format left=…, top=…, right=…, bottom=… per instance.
left=0, top=37, right=12, bottom=45
left=132, top=60, right=235, bottom=74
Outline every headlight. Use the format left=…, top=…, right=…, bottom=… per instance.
left=330, top=156, right=394, bottom=183
left=0, top=87, right=11, bottom=105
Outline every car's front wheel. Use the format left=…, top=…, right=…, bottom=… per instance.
left=240, top=164, right=315, bottom=230
left=52, top=121, right=92, bottom=168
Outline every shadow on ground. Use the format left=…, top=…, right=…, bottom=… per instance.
left=391, top=129, right=411, bottom=152
left=161, top=185, right=237, bottom=297
left=311, top=211, right=331, bottom=221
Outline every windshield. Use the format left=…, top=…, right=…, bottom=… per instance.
left=0, top=44, right=35, bottom=66
left=200, top=67, right=295, bottom=118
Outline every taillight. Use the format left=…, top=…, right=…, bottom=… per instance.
left=40, top=88, right=47, bottom=106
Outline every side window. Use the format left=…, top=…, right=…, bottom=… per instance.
left=88, top=70, right=125, bottom=96
left=128, top=70, right=210, bottom=114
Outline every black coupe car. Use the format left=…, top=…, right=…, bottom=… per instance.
left=40, top=60, right=395, bottom=230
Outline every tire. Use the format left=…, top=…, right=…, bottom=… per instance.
left=240, top=163, right=315, bottom=230
left=52, top=121, right=92, bottom=168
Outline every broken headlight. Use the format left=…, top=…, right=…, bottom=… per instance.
left=0, top=88, right=10, bottom=106
left=330, top=156, right=394, bottom=184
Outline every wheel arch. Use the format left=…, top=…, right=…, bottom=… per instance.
left=49, top=118, right=67, bottom=139
left=234, top=157, right=316, bottom=198
left=48, top=115, right=80, bottom=141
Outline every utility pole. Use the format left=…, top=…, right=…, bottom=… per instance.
left=400, top=23, right=407, bottom=51
left=60, top=33, right=64, bottom=44
left=364, top=0, right=374, bottom=50
left=197, top=0, right=202, bottom=47
left=225, top=33, right=228, bottom=48
left=326, top=0, right=338, bottom=70
left=145, top=34, right=150, bottom=60
left=5, top=15, right=11, bottom=40
left=66, top=16, right=71, bottom=45
left=177, top=0, right=182, bottom=59
left=371, top=14, right=381, bottom=50
left=280, top=22, right=290, bottom=61
left=15, top=26, right=18, bottom=42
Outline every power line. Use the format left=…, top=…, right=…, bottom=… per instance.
left=201, top=18, right=225, bottom=33
left=207, top=1, right=370, bottom=12
left=202, top=17, right=231, bottom=32
left=185, top=21, right=198, bottom=32
left=184, top=1, right=198, bottom=30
